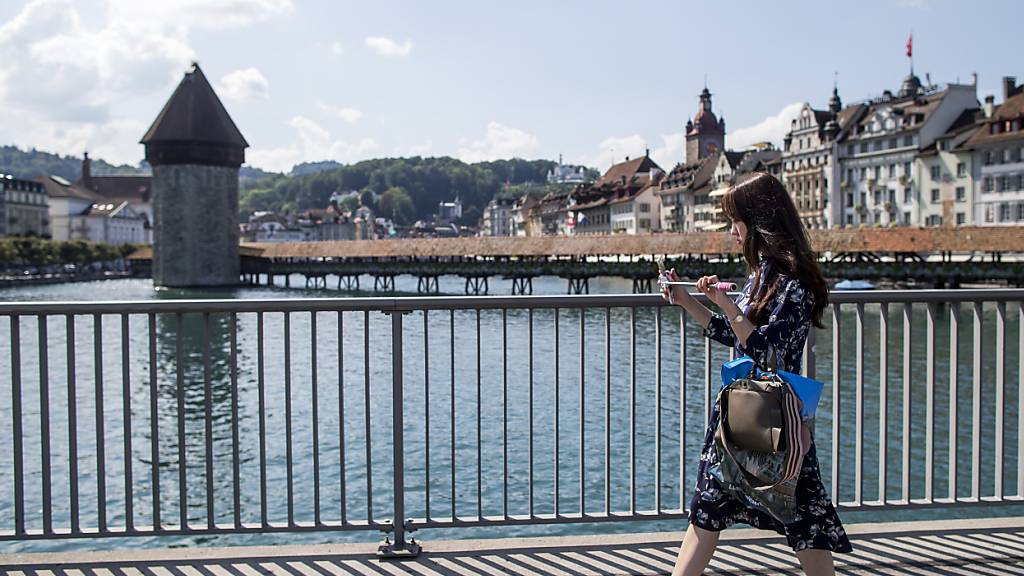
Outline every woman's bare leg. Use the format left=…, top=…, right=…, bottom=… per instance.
left=795, top=549, right=835, bottom=576
left=671, top=524, right=720, bottom=576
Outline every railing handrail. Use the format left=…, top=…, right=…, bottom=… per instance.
left=0, top=288, right=1022, bottom=315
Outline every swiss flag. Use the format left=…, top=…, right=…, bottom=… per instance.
left=906, top=34, right=913, bottom=58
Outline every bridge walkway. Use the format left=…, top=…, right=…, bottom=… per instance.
left=4, top=517, right=1024, bottom=575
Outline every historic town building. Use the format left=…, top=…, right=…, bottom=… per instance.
left=836, top=73, right=977, bottom=227
left=781, top=86, right=852, bottom=229
left=38, top=175, right=147, bottom=243
left=0, top=174, right=49, bottom=237
left=916, top=108, right=981, bottom=226
left=964, top=77, right=1024, bottom=226
left=480, top=197, right=515, bottom=236
left=76, top=153, right=153, bottom=243
left=570, top=153, right=661, bottom=235
left=657, top=87, right=726, bottom=232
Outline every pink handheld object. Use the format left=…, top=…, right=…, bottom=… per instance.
left=660, top=280, right=738, bottom=291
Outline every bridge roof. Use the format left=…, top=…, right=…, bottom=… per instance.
left=240, top=227, right=1024, bottom=259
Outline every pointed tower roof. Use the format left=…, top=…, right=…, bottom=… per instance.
left=141, top=63, right=248, bottom=167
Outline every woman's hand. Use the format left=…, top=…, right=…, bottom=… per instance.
left=696, top=275, right=733, bottom=310
left=660, top=268, right=687, bottom=305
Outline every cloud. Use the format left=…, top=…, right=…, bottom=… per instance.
left=317, top=102, right=362, bottom=123
left=107, top=0, right=294, bottom=30
left=0, top=0, right=294, bottom=165
left=330, top=40, right=344, bottom=56
left=365, top=36, right=414, bottom=57
left=582, top=132, right=684, bottom=173
left=218, top=67, right=269, bottom=102
left=897, top=0, right=927, bottom=7
left=728, top=102, right=803, bottom=150
left=456, top=121, right=540, bottom=162
left=247, top=115, right=377, bottom=172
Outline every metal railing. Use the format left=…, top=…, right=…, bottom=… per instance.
left=0, top=290, right=1021, bottom=555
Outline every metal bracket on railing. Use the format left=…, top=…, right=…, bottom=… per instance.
left=377, top=518, right=421, bottom=558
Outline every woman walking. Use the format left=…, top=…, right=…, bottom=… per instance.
left=661, top=173, right=851, bottom=575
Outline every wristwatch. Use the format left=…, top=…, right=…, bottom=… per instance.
left=732, top=313, right=745, bottom=324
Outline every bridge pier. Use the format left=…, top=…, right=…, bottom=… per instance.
left=374, top=274, right=396, bottom=292
left=417, top=275, right=439, bottom=294
left=338, top=274, right=360, bottom=291
left=632, top=277, right=653, bottom=294
left=567, top=277, right=589, bottom=295
left=511, top=276, right=533, bottom=295
left=465, top=276, right=489, bottom=295
left=305, top=274, right=327, bottom=289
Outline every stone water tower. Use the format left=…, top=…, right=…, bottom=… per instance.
left=142, top=63, right=248, bottom=287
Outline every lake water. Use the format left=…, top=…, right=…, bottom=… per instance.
left=0, top=275, right=1021, bottom=553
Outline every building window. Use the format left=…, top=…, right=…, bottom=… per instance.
left=931, top=188, right=940, bottom=202
left=846, top=169, right=854, bottom=182
left=874, top=190, right=882, bottom=204
left=904, top=187, right=912, bottom=203
left=874, top=140, right=883, bottom=151
left=956, top=186, right=966, bottom=202
left=639, top=203, right=650, bottom=213
left=889, top=138, right=897, bottom=149
left=859, top=143, right=868, bottom=153
left=889, top=189, right=896, bottom=203
left=957, top=162, right=966, bottom=178
left=1000, top=203, right=1011, bottom=222
left=847, top=145, right=854, bottom=156
left=1018, top=203, right=1024, bottom=221
left=889, top=164, right=896, bottom=178
left=904, top=162, right=912, bottom=176
left=986, top=205, right=995, bottom=222
left=846, top=192, right=854, bottom=207
left=930, top=166, right=941, bottom=181
left=957, top=212, right=966, bottom=225
left=903, top=135, right=913, bottom=147
left=874, top=166, right=881, bottom=180
left=903, top=211, right=911, bottom=224
left=846, top=214, right=853, bottom=225
left=860, top=167, right=868, bottom=180
left=983, top=177, right=993, bottom=192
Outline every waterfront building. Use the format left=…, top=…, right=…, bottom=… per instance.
left=38, top=174, right=147, bottom=243
left=916, top=108, right=982, bottom=226
left=510, top=193, right=539, bottom=236
left=964, top=77, right=1024, bottom=226
left=437, top=197, right=463, bottom=224
left=299, top=206, right=357, bottom=241
left=76, top=153, right=153, bottom=243
left=656, top=86, right=726, bottom=232
left=0, top=174, right=49, bottom=237
left=570, top=153, right=661, bottom=236
left=781, top=86, right=857, bottom=229
left=547, top=154, right=590, bottom=184
left=143, top=63, right=248, bottom=287
left=531, top=185, right=573, bottom=235
left=480, top=197, right=515, bottom=236
left=836, top=73, right=977, bottom=227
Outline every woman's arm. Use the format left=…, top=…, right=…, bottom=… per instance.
left=661, top=271, right=737, bottom=347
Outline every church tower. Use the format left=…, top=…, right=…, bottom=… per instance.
left=685, top=87, right=726, bottom=164
left=142, top=63, right=248, bottom=287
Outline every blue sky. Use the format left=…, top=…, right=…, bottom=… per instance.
left=0, top=0, right=1019, bottom=173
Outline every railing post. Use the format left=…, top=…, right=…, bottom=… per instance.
left=378, top=308, right=421, bottom=558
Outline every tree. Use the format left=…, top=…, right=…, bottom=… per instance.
left=378, top=187, right=416, bottom=225
left=359, top=188, right=377, bottom=210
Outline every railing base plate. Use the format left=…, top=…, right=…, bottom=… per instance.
left=377, top=539, right=422, bottom=559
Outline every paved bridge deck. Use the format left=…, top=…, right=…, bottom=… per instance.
left=4, top=518, right=1024, bottom=575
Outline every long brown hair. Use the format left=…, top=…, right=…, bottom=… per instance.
left=720, top=172, right=828, bottom=328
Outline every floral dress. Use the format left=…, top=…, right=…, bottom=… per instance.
left=690, top=259, right=853, bottom=553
